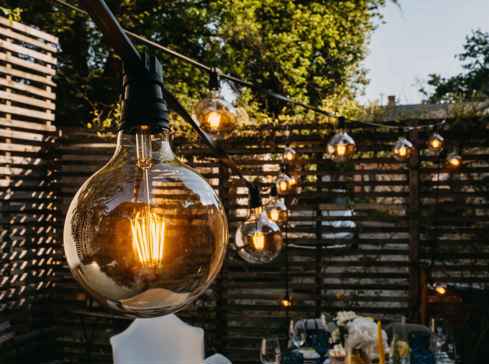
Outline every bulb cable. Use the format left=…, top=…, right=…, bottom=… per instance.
left=52, top=0, right=447, bottom=132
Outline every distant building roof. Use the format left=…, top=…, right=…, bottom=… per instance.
left=379, top=96, right=489, bottom=121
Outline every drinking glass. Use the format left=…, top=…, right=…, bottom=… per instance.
left=260, top=336, right=281, bottom=364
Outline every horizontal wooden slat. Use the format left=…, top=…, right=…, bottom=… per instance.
left=0, top=53, right=55, bottom=76
left=0, top=17, right=58, bottom=44
left=0, top=40, right=57, bottom=65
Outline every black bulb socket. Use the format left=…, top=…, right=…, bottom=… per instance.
left=120, top=53, right=169, bottom=134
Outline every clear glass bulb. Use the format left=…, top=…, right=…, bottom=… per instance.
left=327, top=131, right=356, bottom=161
left=445, top=152, right=462, bottom=170
left=193, top=90, right=239, bottom=137
left=283, top=146, right=297, bottom=163
left=64, top=127, right=228, bottom=317
left=427, top=133, right=444, bottom=152
left=275, top=173, right=293, bottom=196
left=393, top=137, right=415, bottom=161
left=234, top=208, right=283, bottom=264
left=266, top=197, right=288, bottom=224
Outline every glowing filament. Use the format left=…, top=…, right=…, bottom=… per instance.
left=431, top=139, right=441, bottom=149
left=281, top=298, right=293, bottom=308
left=252, top=232, right=265, bottom=251
left=398, top=146, right=407, bottom=157
left=435, top=286, right=446, bottom=295
left=269, top=208, right=280, bottom=222
left=206, top=111, right=222, bottom=130
left=336, top=144, right=347, bottom=156
left=278, top=180, right=289, bottom=193
left=449, top=157, right=461, bottom=167
left=130, top=209, right=165, bottom=267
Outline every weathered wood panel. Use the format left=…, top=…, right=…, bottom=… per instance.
left=50, top=118, right=488, bottom=364
left=0, top=16, right=58, bottom=364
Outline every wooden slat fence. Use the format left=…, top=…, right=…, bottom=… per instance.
left=0, top=16, right=59, bottom=363
left=1, top=15, right=489, bottom=364
left=52, top=118, right=489, bottom=364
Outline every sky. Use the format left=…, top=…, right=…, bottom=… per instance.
left=360, top=0, right=489, bottom=105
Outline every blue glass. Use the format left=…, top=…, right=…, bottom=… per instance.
left=409, top=332, right=435, bottom=364
left=283, top=350, right=304, bottom=364
left=308, top=330, right=329, bottom=361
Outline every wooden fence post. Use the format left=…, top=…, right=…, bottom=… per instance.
left=408, top=129, right=421, bottom=321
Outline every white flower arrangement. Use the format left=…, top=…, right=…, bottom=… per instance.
left=335, top=310, right=357, bottom=326
left=327, top=310, right=389, bottom=359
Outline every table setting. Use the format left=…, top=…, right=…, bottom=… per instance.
left=258, top=311, right=458, bottom=364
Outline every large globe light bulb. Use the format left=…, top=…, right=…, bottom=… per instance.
left=64, top=127, right=228, bottom=317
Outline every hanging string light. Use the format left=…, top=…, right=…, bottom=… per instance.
left=192, top=69, right=241, bottom=137
left=275, top=172, right=294, bottom=196
left=427, top=132, right=445, bottom=153
left=280, top=294, right=294, bottom=308
left=266, top=184, right=288, bottom=224
left=445, top=149, right=463, bottom=170
left=431, top=282, right=447, bottom=295
left=280, top=220, right=293, bottom=310
left=55, top=0, right=453, bottom=148
left=283, top=146, right=297, bottom=164
left=327, top=116, right=356, bottom=162
left=235, top=185, right=284, bottom=264
left=393, top=137, right=415, bottom=161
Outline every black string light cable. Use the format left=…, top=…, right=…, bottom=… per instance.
left=52, top=0, right=448, bottom=132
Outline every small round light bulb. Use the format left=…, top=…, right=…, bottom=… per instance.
left=276, top=174, right=293, bottom=196
left=283, top=146, right=297, bottom=164
left=445, top=152, right=462, bottom=170
left=427, top=133, right=444, bottom=152
left=327, top=132, right=356, bottom=162
left=265, top=197, right=288, bottom=224
left=235, top=209, right=283, bottom=264
left=280, top=295, right=293, bottom=308
left=193, top=91, right=239, bottom=138
left=393, top=137, right=415, bottom=161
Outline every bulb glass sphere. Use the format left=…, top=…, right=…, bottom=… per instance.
left=265, top=197, right=288, bottom=224
left=280, top=295, right=293, bottom=308
left=283, top=147, right=297, bottom=164
left=235, top=208, right=283, bottom=264
left=433, top=282, right=447, bottom=295
left=427, top=133, right=444, bottom=152
left=393, top=137, right=415, bottom=161
left=64, top=128, right=228, bottom=317
left=327, top=132, right=356, bottom=161
left=275, top=173, right=296, bottom=196
left=193, top=90, right=239, bottom=137
left=445, top=153, right=462, bottom=170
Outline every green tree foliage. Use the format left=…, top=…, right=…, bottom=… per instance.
left=421, top=30, right=489, bottom=104
left=1, top=1, right=388, bottom=130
